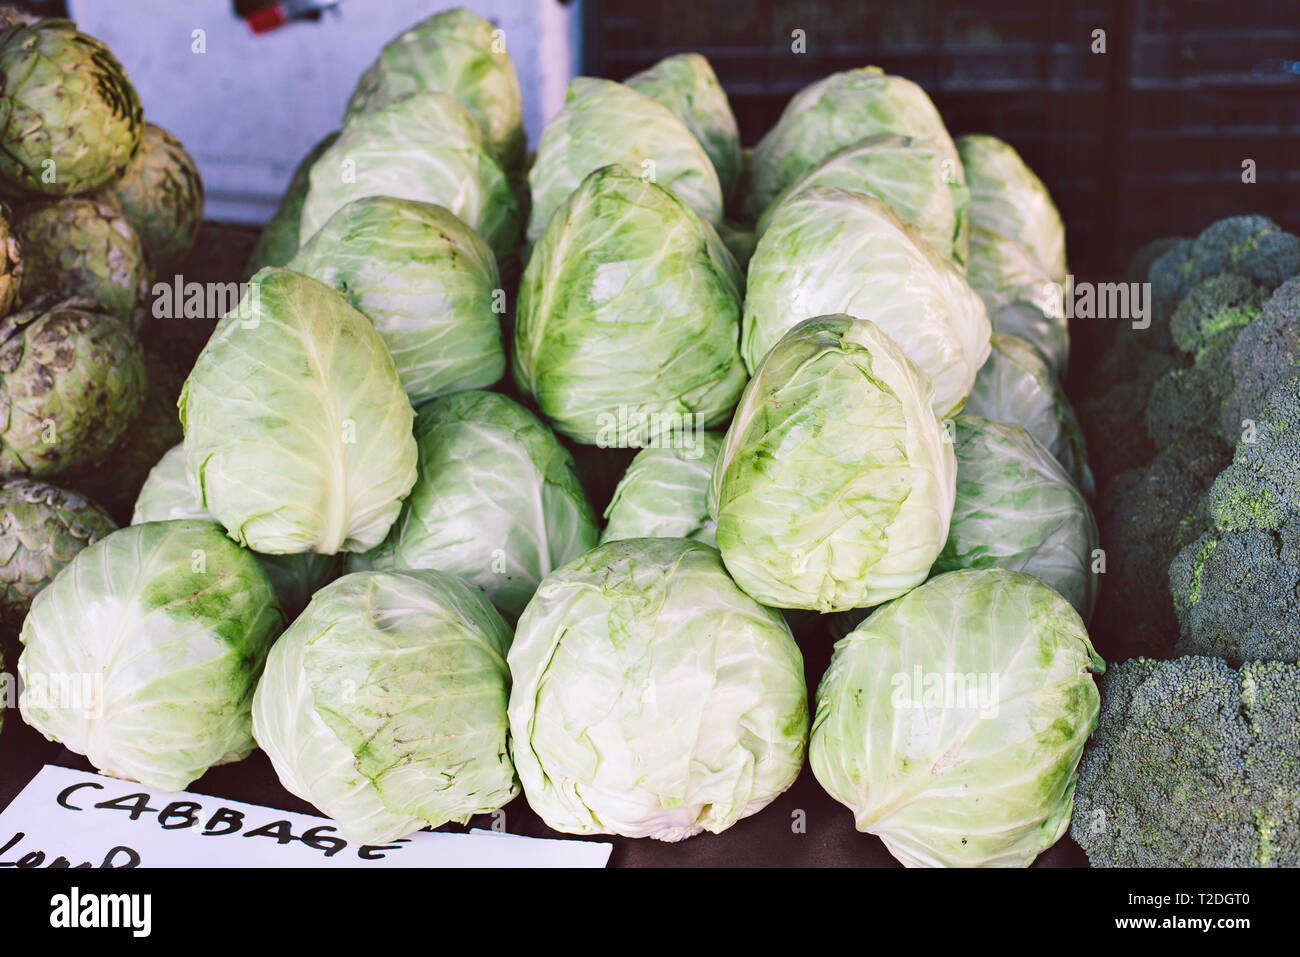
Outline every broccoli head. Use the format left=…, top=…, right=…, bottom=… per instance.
left=1125, top=236, right=1188, bottom=287
left=1225, top=276, right=1300, bottom=436
left=1071, top=655, right=1300, bottom=867
left=1090, top=429, right=1230, bottom=662
left=1169, top=273, right=1270, bottom=355
left=1077, top=331, right=1178, bottom=482
left=1169, top=375, right=1300, bottom=663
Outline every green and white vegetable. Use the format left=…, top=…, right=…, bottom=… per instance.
left=289, top=196, right=503, bottom=406
left=508, top=538, right=808, bottom=840
left=811, top=568, right=1103, bottom=867
left=514, top=165, right=747, bottom=445
left=349, top=391, right=597, bottom=622
left=179, top=268, right=417, bottom=555
left=601, top=433, right=723, bottom=546
left=744, top=186, right=991, bottom=417
left=253, top=569, right=516, bottom=844
left=713, top=316, right=956, bottom=611
left=934, top=416, right=1099, bottom=618
left=18, top=520, right=283, bottom=792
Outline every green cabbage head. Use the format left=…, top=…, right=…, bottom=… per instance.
left=964, top=333, right=1091, bottom=493
left=348, top=391, right=598, bottom=622
left=745, top=66, right=959, bottom=220
left=514, top=165, right=747, bottom=445
left=625, top=53, right=741, bottom=200
left=743, top=187, right=990, bottom=417
left=713, top=316, right=956, bottom=611
left=289, top=196, right=503, bottom=406
left=133, top=444, right=340, bottom=617
left=18, top=520, right=284, bottom=792
left=935, top=416, right=1099, bottom=618
left=958, top=134, right=1067, bottom=285
left=601, top=432, right=723, bottom=546
left=527, top=77, right=723, bottom=241
left=253, top=569, right=516, bottom=845
left=811, top=568, right=1103, bottom=867
left=300, top=92, right=518, bottom=263
left=508, top=538, right=808, bottom=840
left=179, top=268, right=417, bottom=555
left=344, top=7, right=524, bottom=170
left=756, top=134, right=969, bottom=267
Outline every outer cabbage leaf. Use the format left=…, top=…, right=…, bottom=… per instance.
left=514, top=166, right=747, bottom=445
left=958, top=133, right=1067, bottom=285
left=625, top=53, right=741, bottom=200
left=507, top=538, right=808, bottom=840
left=810, top=568, right=1103, bottom=867
left=344, top=7, right=524, bottom=170
left=347, top=391, right=598, bottom=622
left=243, top=131, right=339, bottom=278
left=17, top=520, right=283, bottom=792
left=526, top=77, right=723, bottom=241
left=299, top=92, right=518, bottom=263
left=289, top=197, right=503, bottom=406
left=756, top=134, right=969, bottom=268
left=133, top=444, right=339, bottom=616
left=713, top=316, right=956, bottom=611
left=966, top=223, right=1070, bottom=374
left=964, top=333, right=1092, bottom=494
left=601, top=432, right=723, bottom=546
left=746, top=66, right=959, bottom=220
left=743, top=187, right=991, bottom=417
left=179, top=268, right=417, bottom=555
left=253, top=569, right=516, bottom=845
left=935, top=416, right=1099, bottom=618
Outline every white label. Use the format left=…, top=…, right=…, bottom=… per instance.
left=0, top=765, right=611, bottom=869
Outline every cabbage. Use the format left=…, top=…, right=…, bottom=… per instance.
left=179, top=268, right=417, bottom=555
left=810, top=568, right=1103, bottom=867
left=18, top=520, right=283, bottom=792
left=743, top=187, right=991, bottom=417
left=348, top=391, right=598, bottom=622
left=344, top=7, right=524, bottom=170
left=625, top=53, right=741, bottom=200
left=253, top=569, right=516, bottom=844
left=964, top=333, right=1093, bottom=494
left=289, top=197, right=503, bottom=406
left=746, top=67, right=959, bottom=220
left=133, top=444, right=340, bottom=616
left=756, top=134, right=969, bottom=267
left=934, top=416, right=1099, bottom=618
left=299, top=92, right=519, bottom=263
left=507, top=538, right=807, bottom=840
left=958, top=134, right=1067, bottom=285
left=527, top=77, right=723, bottom=241
left=601, top=432, right=723, bottom=546
left=966, top=223, right=1070, bottom=374
left=514, top=165, right=747, bottom=445
left=713, top=316, right=956, bottom=611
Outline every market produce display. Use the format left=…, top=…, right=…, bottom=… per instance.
left=8, top=4, right=1295, bottom=872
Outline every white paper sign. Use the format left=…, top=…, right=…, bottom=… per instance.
left=0, top=765, right=611, bottom=868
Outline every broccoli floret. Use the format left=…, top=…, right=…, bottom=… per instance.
left=1149, top=217, right=1300, bottom=335
left=1071, top=656, right=1300, bottom=867
left=1077, top=331, right=1178, bottom=482
left=1169, top=376, right=1300, bottom=663
left=1090, top=430, right=1231, bottom=662
left=1144, top=336, right=1238, bottom=450
left=1225, top=277, right=1300, bottom=435
left=1169, top=273, right=1270, bottom=354
left=1125, top=236, right=1189, bottom=287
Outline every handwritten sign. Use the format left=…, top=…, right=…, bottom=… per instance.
left=0, top=765, right=611, bottom=868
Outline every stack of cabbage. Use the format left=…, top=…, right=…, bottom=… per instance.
left=9, top=8, right=1105, bottom=867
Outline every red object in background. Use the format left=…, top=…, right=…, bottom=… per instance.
left=243, top=0, right=342, bottom=34
left=246, top=4, right=287, bottom=34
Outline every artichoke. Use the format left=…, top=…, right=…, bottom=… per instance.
left=65, top=346, right=185, bottom=523
left=0, top=19, right=143, bottom=196
left=99, top=123, right=203, bottom=274
left=0, top=298, right=147, bottom=477
left=0, top=477, right=115, bottom=626
left=14, top=196, right=152, bottom=328
left=243, top=131, right=338, bottom=278
left=0, top=201, right=20, bottom=316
